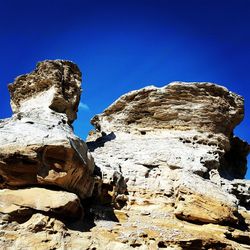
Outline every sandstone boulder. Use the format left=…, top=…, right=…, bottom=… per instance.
left=87, top=82, right=249, bottom=226
left=0, top=60, right=94, bottom=199
left=0, top=188, right=83, bottom=222
left=173, top=173, right=239, bottom=224
left=8, top=60, right=81, bottom=124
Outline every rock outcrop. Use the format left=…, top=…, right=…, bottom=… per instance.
left=0, top=60, right=95, bottom=249
left=0, top=188, right=83, bottom=222
left=91, top=83, right=243, bottom=137
left=88, top=82, right=249, bottom=193
left=0, top=62, right=249, bottom=249
left=0, top=60, right=95, bottom=199
left=8, top=60, right=81, bottom=124
left=87, top=82, right=250, bottom=249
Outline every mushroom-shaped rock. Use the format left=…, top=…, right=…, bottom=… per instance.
left=8, top=60, right=81, bottom=124
left=87, top=82, right=249, bottom=222
left=0, top=60, right=94, bottom=199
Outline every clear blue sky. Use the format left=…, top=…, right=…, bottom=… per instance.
left=0, top=0, right=249, bottom=178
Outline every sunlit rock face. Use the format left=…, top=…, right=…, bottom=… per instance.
left=8, top=60, right=81, bottom=124
left=87, top=82, right=250, bottom=248
left=1, top=61, right=250, bottom=250
left=91, top=82, right=244, bottom=137
left=88, top=82, right=248, bottom=188
left=0, top=60, right=95, bottom=199
left=0, top=188, right=83, bottom=222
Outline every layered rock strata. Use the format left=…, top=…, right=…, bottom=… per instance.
left=0, top=60, right=97, bottom=249
left=8, top=60, right=81, bottom=124
left=88, top=83, right=249, bottom=195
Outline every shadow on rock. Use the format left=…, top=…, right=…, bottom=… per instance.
left=65, top=203, right=119, bottom=232
left=87, top=132, right=116, bottom=152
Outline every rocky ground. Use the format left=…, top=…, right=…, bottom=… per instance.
left=0, top=60, right=249, bottom=249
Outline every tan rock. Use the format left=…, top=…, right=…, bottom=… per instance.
left=1, top=65, right=249, bottom=250
left=87, top=82, right=249, bottom=202
left=8, top=60, right=81, bottom=124
left=174, top=174, right=238, bottom=224
left=20, top=213, right=67, bottom=233
left=0, top=188, right=83, bottom=222
left=86, top=82, right=249, bottom=249
left=0, top=60, right=95, bottom=199
left=1, top=202, right=248, bottom=249
left=91, top=82, right=244, bottom=139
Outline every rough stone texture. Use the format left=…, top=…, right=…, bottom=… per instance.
left=88, top=82, right=248, bottom=184
left=0, top=60, right=95, bottom=199
left=173, top=173, right=239, bottom=224
left=91, top=82, right=244, bottom=138
left=1, top=65, right=250, bottom=249
left=86, top=82, right=250, bottom=249
left=0, top=60, right=97, bottom=248
left=0, top=188, right=83, bottom=222
left=8, top=60, right=81, bottom=124
left=0, top=112, right=94, bottom=199
left=88, top=130, right=224, bottom=192
left=1, top=202, right=250, bottom=250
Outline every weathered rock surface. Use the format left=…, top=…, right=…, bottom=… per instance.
left=8, top=60, right=81, bottom=124
left=0, top=60, right=94, bottom=199
left=1, top=64, right=250, bottom=250
left=88, top=84, right=249, bottom=199
left=1, top=206, right=250, bottom=250
left=86, top=82, right=250, bottom=249
left=0, top=60, right=98, bottom=249
left=91, top=82, right=244, bottom=138
left=174, top=173, right=239, bottom=224
left=0, top=187, right=83, bottom=222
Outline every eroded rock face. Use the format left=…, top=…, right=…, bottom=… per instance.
left=1, top=65, right=250, bottom=250
left=91, top=82, right=244, bottom=138
left=8, top=60, right=81, bottom=124
left=86, top=82, right=250, bottom=248
left=0, top=61, right=96, bottom=249
left=88, top=82, right=248, bottom=191
left=0, top=188, right=83, bottom=222
left=0, top=60, right=94, bottom=199
left=173, top=173, right=239, bottom=224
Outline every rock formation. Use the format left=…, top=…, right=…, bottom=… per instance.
left=87, top=82, right=250, bottom=249
left=0, top=62, right=249, bottom=249
left=0, top=60, right=95, bottom=199
left=0, top=188, right=83, bottom=222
